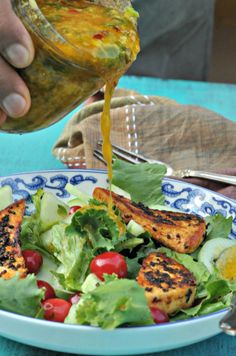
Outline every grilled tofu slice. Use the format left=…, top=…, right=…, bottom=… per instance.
left=0, top=199, right=27, bottom=279
left=93, top=188, right=206, bottom=253
left=137, top=252, right=196, bottom=315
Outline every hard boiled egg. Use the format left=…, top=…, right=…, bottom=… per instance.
left=198, top=238, right=236, bottom=274
left=216, top=245, right=236, bottom=281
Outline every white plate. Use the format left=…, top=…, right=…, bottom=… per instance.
left=0, top=169, right=235, bottom=355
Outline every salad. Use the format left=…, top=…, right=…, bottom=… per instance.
left=0, top=159, right=235, bottom=329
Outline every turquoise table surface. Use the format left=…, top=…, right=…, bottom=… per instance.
left=0, top=75, right=236, bottom=355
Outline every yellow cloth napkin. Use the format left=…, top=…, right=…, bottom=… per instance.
left=52, top=89, right=236, bottom=198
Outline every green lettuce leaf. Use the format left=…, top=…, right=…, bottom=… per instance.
left=112, top=159, right=166, bottom=205
left=36, top=208, right=130, bottom=291
left=30, top=221, right=91, bottom=292
left=0, top=274, right=44, bottom=317
left=125, top=233, right=156, bottom=279
left=51, top=223, right=93, bottom=291
left=21, top=189, right=69, bottom=250
left=65, top=278, right=154, bottom=329
left=205, top=213, right=233, bottom=240
left=71, top=208, right=120, bottom=252
left=172, top=276, right=236, bottom=320
left=191, top=213, right=233, bottom=260
left=65, top=183, right=90, bottom=207
left=20, top=190, right=65, bottom=259
left=20, top=190, right=43, bottom=249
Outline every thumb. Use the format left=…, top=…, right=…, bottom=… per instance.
left=0, top=0, right=34, bottom=68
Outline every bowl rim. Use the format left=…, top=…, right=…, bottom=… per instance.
left=0, top=306, right=228, bottom=331
left=1, top=168, right=235, bottom=204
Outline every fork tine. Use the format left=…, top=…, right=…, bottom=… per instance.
left=111, top=147, right=140, bottom=164
left=94, top=148, right=139, bottom=165
left=97, top=141, right=148, bottom=163
left=93, top=149, right=107, bottom=165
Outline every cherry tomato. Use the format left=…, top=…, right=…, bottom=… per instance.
left=69, top=205, right=81, bottom=215
left=90, top=251, right=128, bottom=281
left=37, top=280, right=56, bottom=301
left=22, top=249, right=43, bottom=274
left=150, top=307, right=169, bottom=324
left=42, top=298, right=71, bottom=323
left=68, top=293, right=81, bottom=305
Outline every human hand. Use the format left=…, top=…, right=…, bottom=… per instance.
left=0, top=0, right=34, bottom=125
left=85, top=90, right=104, bottom=105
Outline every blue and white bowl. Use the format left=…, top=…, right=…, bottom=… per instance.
left=0, top=169, right=235, bottom=355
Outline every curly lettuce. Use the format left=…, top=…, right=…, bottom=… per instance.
left=66, top=277, right=154, bottom=329
left=0, top=274, right=43, bottom=317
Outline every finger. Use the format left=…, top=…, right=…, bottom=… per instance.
left=218, top=186, right=236, bottom=199
left=0, top=0, right=34, bottom=68
left=217, top=168, right=236, bottom=176
left=0, top=56, right=31, bottom=118
left=183, top=177, right=224, bottom=191
left=0, top=109, right=7, bottom=125
left=84, top=91, right=104, bottom=105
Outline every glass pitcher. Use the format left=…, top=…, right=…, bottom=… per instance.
left=1, top=0, right=139, bottom=133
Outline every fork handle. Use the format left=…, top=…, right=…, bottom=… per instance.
left=176, top=169, right=236, bottom=186
left=220, top=301, right=236, bottom=336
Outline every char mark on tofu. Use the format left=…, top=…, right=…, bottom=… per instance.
left=93, top=188, right=206, bottom=253
left=137, top=252, right=196, bottom=315
left=0, top=199, right=27, bottom=279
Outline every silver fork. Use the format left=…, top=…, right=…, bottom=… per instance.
left=219, top=294, right=236, bottom=336
left=94, top=141, right=236, bottom=186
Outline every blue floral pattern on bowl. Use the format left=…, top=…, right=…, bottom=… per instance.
left=0, top=173, right=97, bottom=200
left=0, top=169, right=235, bottom=238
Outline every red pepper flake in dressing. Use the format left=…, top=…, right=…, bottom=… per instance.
left=93, top=33, right=104, bottom=40
left=68, top=8, right=79, bottom=14
left=93, top=31, right=108, bottom=40
left=113, top=26, right=121, bottom=32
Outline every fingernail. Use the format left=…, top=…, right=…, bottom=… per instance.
left=2, top=94, right=27, bottom=117
left=4, top=44, right=30, bottom=67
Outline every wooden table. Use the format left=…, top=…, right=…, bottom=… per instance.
left=0, top=75, right=236, bottom=355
